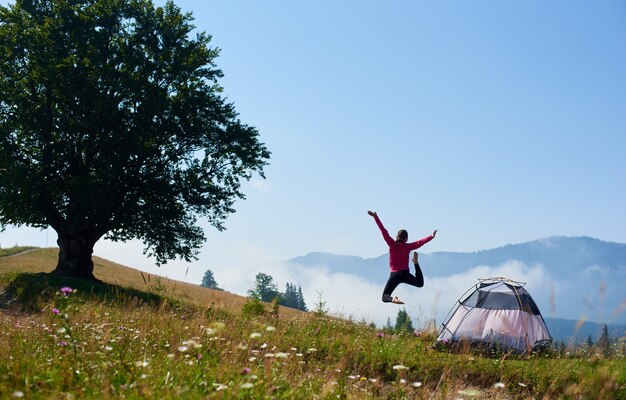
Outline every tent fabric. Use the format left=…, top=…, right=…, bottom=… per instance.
left=436, top=278, right=552, bottom=353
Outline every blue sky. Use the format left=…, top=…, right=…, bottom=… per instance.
left=2, top=1, right=625, bottom=322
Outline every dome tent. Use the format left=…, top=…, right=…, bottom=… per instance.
left=435, top=277, right=552, bottom=353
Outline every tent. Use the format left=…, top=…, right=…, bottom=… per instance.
left=435, top=277, right=552, bottom=353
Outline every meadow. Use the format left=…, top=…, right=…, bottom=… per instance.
left=0, top=248, right=624, bottom=399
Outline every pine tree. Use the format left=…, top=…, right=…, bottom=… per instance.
left=586, top=334, right=594, bottom=348
left=384, top=317, right=393, bottom=332
left=200, top=269, right=220, bottom=290
left=278, top=282, right=307, bottom=311
left=598, top=324, right=611, bottom=357
left=296, top=286, right=308, bottom=311
left=394, top=308, right=414, bottom=333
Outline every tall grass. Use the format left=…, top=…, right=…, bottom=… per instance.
left=0, top=248, right=624, bottom=399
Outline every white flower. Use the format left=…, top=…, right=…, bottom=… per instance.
left=392, top=365, right=408, bottom=370
left=400, top=379, right=406, bottom=384
left=12, top=391, right=24, bottom=398
left=135, top=361, right=149, bottom=367
left=260, top=342, right=268, bottom=349
left=241, top=382, right=254, bottom=389
left=493, top=382, right=505, bottom=388
left=265, top=326, right=276, bottom=332
left=518, top=382, right=528, bottom=387
left=104, top=346, right=113, bottom=351
left=249, top=332, right=262, bottom=339
left=275, top=352, right=289, bottom=358
left=412, top=382, right=422, bottom=388
left=178, top=346, right=188, bottom=353
left=307, top=348, right=317, bottom=353
left=458, top=388, right=481, bottom=396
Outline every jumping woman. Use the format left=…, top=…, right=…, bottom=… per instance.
left=368, top=210, right=437, bottom=304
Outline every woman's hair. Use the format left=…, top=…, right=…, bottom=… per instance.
left=395, top=229, right=408, bottom=243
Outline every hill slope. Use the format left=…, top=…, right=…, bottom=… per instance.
left=1, top=248, right=624, bottom=399
left=0, top=248, right=301, bottom=318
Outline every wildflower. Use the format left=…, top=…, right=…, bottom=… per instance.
left=213, top=383, right=228, bottom=391
left=240, top=382, right=254, bottom=389
left=368, top=378, right=378, bottom=383
left=135, top=361, right=149, bottom=367
left=183, top=339, right=202, bottom=349
left=178, top=346, right=188, bottom=353
left=52, top=308, right=60, bottom=315
left=392, top=365, right=408, bottom=370
left=196, top=354, right=203, bottom=361
left=57, top=327, right=67, bottom=334
left=58, top=340, right=69, bottom=347
left=12, top=391, right=24, bottom=398
left=104, top=346, right=113, bottom=351
left=249, top=332, right=262, bottom=339
left=242, top=367, right=251, bottom=375
left=412, top=382, right=422, bottom=388
left=377, top=332, right=385, bottom=338
left=266, top=326, right=276, bottom=332
left=518, top=382, right=528, bottom=387
left=413, top=330, right=421, bottom=337
left=493, top=382, right=505, bottom=388
left=400, top=379, right=407, bottom=384
left=275, top=352, right=289, bottom=358
left=307, top=348, right=317, bottom=353
left=60, top=287, right=74, bottom=296
left=458, top=388, right=481, bottom=396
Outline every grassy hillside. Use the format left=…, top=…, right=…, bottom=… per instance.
left=0, top=248, right=624, bottom=399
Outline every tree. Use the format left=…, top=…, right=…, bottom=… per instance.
left=0, top=0, right=270, bottom=280
left=201, top=269, right=220, bottom=290
left=248, top=273, right=280, bottom=303
left=280, top=282, right=307, bottom=311
left=586, top=334, right=594, bottom=348
left=394, top=308, right=414, bottom=333
left=598, top=324, right=611, bottom=357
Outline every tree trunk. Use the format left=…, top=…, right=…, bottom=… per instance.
left=53, top=233, right=97, bottom=281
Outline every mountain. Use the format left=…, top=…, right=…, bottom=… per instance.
left=288, top=236, right=626, bottom=325
left=544, top=317, right=626, bottom=344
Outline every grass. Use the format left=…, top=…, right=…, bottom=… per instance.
left=0, top=247, right=625, bottom=399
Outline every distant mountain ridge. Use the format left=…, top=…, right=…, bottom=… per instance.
left=289, top=236, right=626, bottom=325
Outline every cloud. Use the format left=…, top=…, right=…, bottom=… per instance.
left=266, top=260, right=558, bottom=328
left=90, top=241, right=564, bottom=327
left=250, top=178, right=271, bottom=192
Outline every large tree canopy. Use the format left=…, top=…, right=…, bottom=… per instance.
left=0, top=0, right=270, bottom=279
